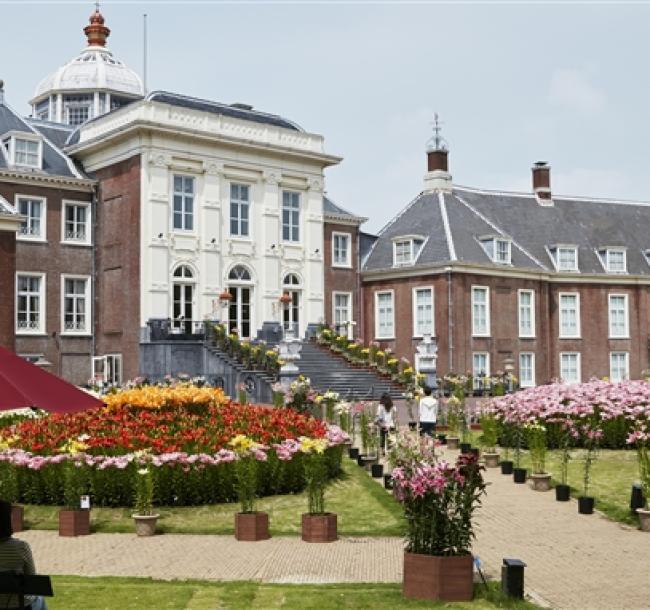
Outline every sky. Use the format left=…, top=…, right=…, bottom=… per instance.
left=2, top=0, right=650, bottom=233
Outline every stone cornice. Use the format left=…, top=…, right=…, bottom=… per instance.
left=0, top=170, right=96, bottom=193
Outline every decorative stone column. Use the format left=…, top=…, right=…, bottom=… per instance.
left=416, top=333, right=438, bottom=389
left=278, top=328, right=302, bottom=390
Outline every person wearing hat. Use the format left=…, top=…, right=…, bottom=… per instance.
left=0, top=500, right=48, bottom=610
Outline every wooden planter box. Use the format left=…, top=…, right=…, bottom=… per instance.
left=403, top=552, right=473, bottom=602
left=301, top=513, right=337, bottom=543
left=11, top=505, right=24, bottom=533
left=59, top=509, right=90, bottom=537
left=235, top=512, right=270, bottom=541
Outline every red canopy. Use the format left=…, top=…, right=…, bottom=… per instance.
left=0, top=347, right=104, bottom=413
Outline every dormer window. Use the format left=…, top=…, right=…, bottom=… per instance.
left=392, top=236, right=425, bottom=267
left=479, top=236, right=512, bottom=265
left=555, top=246, right=578, bottom=272
left=1, top=132, right=42, bottom=169
left=605, top=248, right=626, bottom=273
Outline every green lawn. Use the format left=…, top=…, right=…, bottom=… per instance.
left=23, top=459, right=405, bottom=536
left=502, top=447, right=640, bottom=525
left=48, top=576, right=540, bottom=610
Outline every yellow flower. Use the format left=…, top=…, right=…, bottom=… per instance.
left=103, top=385, right=229, bottom=411
left=59, top=438, right=89, bottom=454
left=299, top=437, right=329, bottom=454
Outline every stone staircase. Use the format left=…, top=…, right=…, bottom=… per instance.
left=297, top=342, right=404, bottom=400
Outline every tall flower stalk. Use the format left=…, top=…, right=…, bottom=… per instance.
left=300, top=437, right=330, bottom=514
left=526, top=423, right=547, bottom=474
left=230, top=435, right=268, bottom=513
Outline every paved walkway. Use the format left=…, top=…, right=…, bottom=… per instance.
left=16, top=447, right=650, bottom=610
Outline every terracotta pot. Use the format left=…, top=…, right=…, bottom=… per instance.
left=59, top=509, right=90, bottom=537
left=10, top=505, right=24, bottom=533
left=235, top=511, right=270, bottom=541
left=403, top=552, right=473, bottom=602
left=447, top=437, right=460, bottom=450
left=483, top=452, right=499, bottom=468
left=555, top=484, right=571, bottom=502
left=637, top=508, right=650, bottom=532
left=132, top=513, right=160, bottom=537
left=530, top=473, right=552, bottom=492
left=301, top=512, right=337, bottom=542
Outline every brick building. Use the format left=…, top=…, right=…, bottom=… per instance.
left=360, top=133, right=650, bottom=384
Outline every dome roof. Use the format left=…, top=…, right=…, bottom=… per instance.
left=31, top=8, right=144, bottom=104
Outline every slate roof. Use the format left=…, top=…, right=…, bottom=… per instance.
left=323, top=196, right=366, bottom=223
left=148, top=91, right=304, bottom=132
left=28, top=119, right=75, bottom=150
left=0, top=102, right=83, bottom=179
left=362, top=185, right=650, bottom=276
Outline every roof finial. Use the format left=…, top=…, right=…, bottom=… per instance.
left=84, top=2, right=111, bottom=47
left=426, top=112, right=448, bottom=152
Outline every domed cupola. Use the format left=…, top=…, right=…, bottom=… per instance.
left=30, top=5, right=144, bottom=126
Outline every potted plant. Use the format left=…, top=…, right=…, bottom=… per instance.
left=445, top=395, right=461, bottom=450
left=300, top=437, right=337, bottom=542
left=58, top=438, right=91, bottom=537
left=627, top=426, right=650, bottom=530
left=132, top=463, right=159, bottom=536
left=393, top=451, right=486, bottom=602
left=479, top=412, right=499, bottom=468
left=527, top=423, right=551, bottom=491
left=0, top=459, right=23, bottom=532
left=555, top=421, right=573, bottom=502
left=512, top=423, right=527, bottom=484
left=358, top=408, right=378, bottom=467
left=230, top=435, right=270, bottom=541
left=578, top=424, right=601, bottom=515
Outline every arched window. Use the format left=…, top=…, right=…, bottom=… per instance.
left=228, top=265, right=251, bottom=282
left=173, top=265, right=194, bottom=279
left=283, top=273, right=301, bottom=286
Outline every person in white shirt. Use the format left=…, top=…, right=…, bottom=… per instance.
left=376, top=393, right=395, bottom=454
left=419, top=386, right=438, bottom=437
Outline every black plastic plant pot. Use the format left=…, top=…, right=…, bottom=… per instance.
left=348, top=447, right=360, bottom=460
left=500, top=460, right=514, bottom=475
left=371, top=463, right=384, bottom=478
left=437, top=434, right=447, bottom=445
left=383, top=474, right=393, bottom=490
left=513, top=468, right=527, bottom=484
left=357, top=455, right=365, bottom=467
left=578, top=496, right=595, bottom=514
left=408, top=422, right=418, bottom=431
left=460, top=443, right=472, bottom=454
left=555, top=484, right=571, bottom=502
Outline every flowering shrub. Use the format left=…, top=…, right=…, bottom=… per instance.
left=230, top=435, right=268, bottom=513
left=283, top=375, right=317, bottom=413
left=134, top=462, right=155, bottom=516
left=392, top=453, right=486, bottom=556
left=299, top=437, right=330, bottom=515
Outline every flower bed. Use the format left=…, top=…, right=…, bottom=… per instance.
left=0, top=385, right=347, bottom=507
left=484, top=380, right=650, bottom=449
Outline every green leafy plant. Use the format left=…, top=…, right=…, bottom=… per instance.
left=526, top=423, right=547, bottom=474
left=133, top=465, right=155, bottom=516
left=63, top=459, right=87, bottom=510
left=0, top=461, right=19, bottom=504
left=479, top=413, right=498, bottom=453
left=300, top=438, right=330, bottom=514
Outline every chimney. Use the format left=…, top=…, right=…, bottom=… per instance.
left=532, top=161, right=552, bottom=201
left=0, top=80, right=4, bottom=106
left=423, top=114, right=452, bottom=193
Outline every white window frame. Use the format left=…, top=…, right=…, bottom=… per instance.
left=609, top=352, right=629, bottom=382
left=15, top=194, right=47, bottom=242
left=494, top=238, right=512, bottom=264
left=608, top=293, right=629, bottom=338
left=472, top=352, right=490, bottom=388
left=15, top=272, right=46, bottom=335
left=517, top=289, right=536, bottom=338
left=557, top=246, right=579, bottom=272
left=393, top=240, right=413, bottom=266
left=2, top=132, right=42, bottom=169
left=374, top=290, right=395, bottom=340
left=605, top=248, right=627, bottom=274
left=61, top=200, right=91, bottom=246
left=332, top=291, right=352, bottom=336
left=61, top=275, right=91, bottom=336
left=281, top=190, right=300, bottom=243
left=519, top=352, right=536, bottom=388
left=172, top=174, right=196, bottom=233
left=471, top=285, right=490, bottom=337
left=92, top=354, right=123, bottom=386
left=558, top=292, right=581, bottom=338
left=412, top=286, right=434, bottom=338
left=559, top=352, right=581, bottom=384
left=229, top=182, right=251, bottom=238
left=331, top=232, right=351, bottom=268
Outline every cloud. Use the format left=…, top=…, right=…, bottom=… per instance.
left=547, top=68, right=606, bottom=115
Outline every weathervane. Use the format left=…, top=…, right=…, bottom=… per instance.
left=427, top=112, right=448, bottom=152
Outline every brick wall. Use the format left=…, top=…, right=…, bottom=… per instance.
left=362, top=270, right=650, bottom=383
left=93, top=155, right=142, bottom=382
left=323, top=222, right=360, bottom=336
left=0, top=230, right=16, bottom=350
left=0, top=182, right=93, bottom=384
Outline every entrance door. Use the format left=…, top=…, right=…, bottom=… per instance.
left=283, top=291, right=300, bottom=335
left=228, top=286, right=252, bottom=339
left=333, top=292, right=351, bottom=336
left=172, top=265, right=195, bottom=333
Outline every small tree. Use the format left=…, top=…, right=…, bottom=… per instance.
left=526, top=423, right=547, bottom=474
left=300, top=438, right=330, bottom=515
left=479, top=413, right=498, bottom=453
left=133, top=465, right=155, bottom=516
left=230, top=435, right=267, bottom=513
